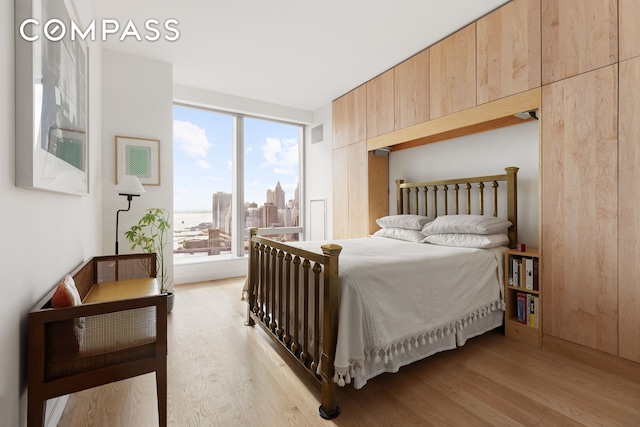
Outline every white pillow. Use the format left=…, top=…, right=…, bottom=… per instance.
left=421, top=214, right=512, bottom=236
left=376, top=214, right=433, bottom=230
left=423, top=233, right=509, bottom=248
left=372, top=227, right=425, bottom=243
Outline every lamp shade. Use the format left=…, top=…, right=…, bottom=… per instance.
left=116, top=175, right=145, bottom=196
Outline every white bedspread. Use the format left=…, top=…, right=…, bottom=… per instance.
left=292, top=237, right=506, bottom=389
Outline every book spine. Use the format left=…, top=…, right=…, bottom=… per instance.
left=517, top=292, right=527, bottom=324
left=513, top=258, right=520, bottom=288
left=525, top=258, right=533, bottom=290
left=532, top=258, right=539, bottom=291
left=508, top=255, right=514, bottom=286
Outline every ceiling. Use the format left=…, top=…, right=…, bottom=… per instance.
left=86, top=0, right=509, bottom=112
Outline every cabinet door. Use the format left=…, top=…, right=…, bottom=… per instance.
left=541, top=65, right=618, bottom=355
left=394, top=49, right=430, bottom=130
left=477, top=0, right=541, bottom=104
left=620, top=0, right=640, bottom=61
left=332, top=85, right=366, bottom=149
left=619, top=57, right=640, bottom=363
left=332, top=146, right=350, bottom=239
left=430, top=24, right=476, bottom=119
left=366, top=70, right=395, bottom=139
left=541, top=0, right=618, bottom=85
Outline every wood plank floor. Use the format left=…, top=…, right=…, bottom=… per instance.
left=58, top=277, right=640, bottom=426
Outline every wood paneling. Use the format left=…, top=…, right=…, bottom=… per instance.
left=394, top=49, right=430, bottom=130
left=368, top=152, right=389, bottom=234
left=619, top=0, right=640, bottom=61
left=541, top=0, right=618, bottom=85
left=332, top=146, right=350, bottom=239
left=366, top=69, right=395, bottom=139
left=477, top=0, right=541, bottom=104
left=541, top=65, right=618, bottom=355
left=368, top=88, right=540, bottom=151
left=430, top=24, right=476, bottom=119
left=618, top=57, right=640, bottom=363
left=347, top=141, right=369, bottom=238
left=332, top=85, right=366, bottom=149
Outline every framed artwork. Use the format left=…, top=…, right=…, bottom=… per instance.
left=15, top=0, right=89, bottom=195
left=116, top=136, right=161, bottom=185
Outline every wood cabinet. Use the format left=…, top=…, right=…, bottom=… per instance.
left=477, top=0, right=541, bottom=104
left=332, top=86, right=366, bottom=150
left=619, top=0, right=640, bottom=61
left=332, top=142, right=382, bottom=239
left=618, top=57, right=640, bottom=363
left=541, top=0, right=618, bottom=85
left=366, top=69, right=395, bottom=139
left=541, top=65, right=619, bottom=355
left=504, top=249, right=541, bottom=347
left=430, top=24, right=476, bottom=119
left=394, top=49, right=430, bottom=130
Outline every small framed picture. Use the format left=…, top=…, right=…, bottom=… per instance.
left=115, top=136, right=160, bottom=185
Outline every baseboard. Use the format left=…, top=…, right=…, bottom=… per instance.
left=45, top=395, right=68, bottom=427
left=542, top=335, right=640, bottom=382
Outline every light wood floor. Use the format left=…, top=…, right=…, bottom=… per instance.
left=58, top=277, right=640, bottom=427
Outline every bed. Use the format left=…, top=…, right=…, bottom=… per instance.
left=243, top=167, right=519, bottom=418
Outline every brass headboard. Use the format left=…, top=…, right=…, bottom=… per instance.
left=396, top=167, right=519, bottom=248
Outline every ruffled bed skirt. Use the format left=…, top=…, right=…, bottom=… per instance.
left=333, top=300, right=504, bottom=389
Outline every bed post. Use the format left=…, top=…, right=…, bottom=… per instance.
left=396, top=179, right=405, bottom=214
left=319, top=243, right=342, bottom=419
left=245, top=228, right=258, bottom=327
left=505, top=167, right=519, bottom=248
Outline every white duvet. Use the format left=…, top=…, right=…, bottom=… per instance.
left=292, top=236, right=506, bottom=389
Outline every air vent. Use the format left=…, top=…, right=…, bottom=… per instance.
left=311, top=124, right=323, bottom=144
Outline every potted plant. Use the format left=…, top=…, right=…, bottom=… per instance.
left=125, top=207, right=174, bottom=312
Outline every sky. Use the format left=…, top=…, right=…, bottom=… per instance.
left=173, top=105, right=300, bottom=212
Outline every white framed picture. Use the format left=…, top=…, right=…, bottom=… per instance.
left=15, top=0, right=89, bottom=195
left=116, top=136, right=161, bottom=185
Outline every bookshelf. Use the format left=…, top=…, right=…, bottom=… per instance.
left=504, top=248, right=541, bottom=347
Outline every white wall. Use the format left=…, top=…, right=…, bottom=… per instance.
left=101, top=50, right=175, bottom=289
left=2, top=1, right=103, bottom=425
left=304, top=103, right=334, bottom=240
left=389, top=120, right=539, bottom=246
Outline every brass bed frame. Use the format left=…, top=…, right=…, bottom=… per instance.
left=244, top=166, right=518, bottom=418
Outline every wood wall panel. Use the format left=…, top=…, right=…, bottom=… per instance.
left=394, top=49, right=430, bottom=130
left=430, top=24, right=476, bottom=119
left=332, top=146, right=350, bottom=239
left=347, top=141, right=369, bottom=238
left=618, top=57, right=640, bottom=363
left=366, top=70, right=395, bottom=139
left=541, top=65, right=618, bottom=355
left=619, top=0, right=640, bottom=61
left=541, top=0, right=618, bottom=85
left=332, top=85, right=366, bottom=149
left=477, top=0, right=541, bottom=104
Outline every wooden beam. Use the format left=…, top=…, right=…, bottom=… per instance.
left=367, top=88, right=541, bottom=151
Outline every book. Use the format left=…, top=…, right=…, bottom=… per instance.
left=525, top=258, right=533, bottom=290
left=517, top=292, right=527, bottom=324
left=532, top=258, right=539, bottom=291
left=508, top=255, right=514, bottom=286
left=513, top=258, right=520, bottom=288
left=528, top=294, right=535, bottom=327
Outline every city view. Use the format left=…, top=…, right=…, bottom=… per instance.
left=173, top=181, right=300, bottom=257
left=172, top=105, right=301, bottom=259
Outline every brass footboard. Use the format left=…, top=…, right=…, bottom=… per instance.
left=245, top=228, right=342, bottom=419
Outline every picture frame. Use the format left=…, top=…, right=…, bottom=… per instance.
left=15, top=0, right=90, bottom=195
left=116, top=136, right=161, bottom=185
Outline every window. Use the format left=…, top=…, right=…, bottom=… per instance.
left=173, top=105, right=303, bottom=261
